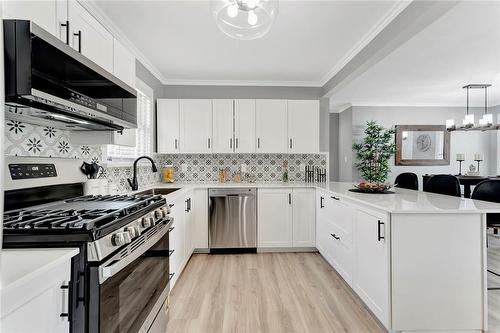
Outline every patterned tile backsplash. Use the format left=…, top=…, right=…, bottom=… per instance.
left=4, top=121, right=328, bottom=193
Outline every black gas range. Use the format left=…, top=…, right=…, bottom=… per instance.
left=3, top=157, right=174, bottom=333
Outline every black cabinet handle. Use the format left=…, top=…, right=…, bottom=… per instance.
left=208, top=138, right=211, bottom=149
left=230, top=138, right=233, bottom=149
left=60, top=21, right=69, bottom=45
left=331, top=196, right=340, bottom=201
left=257, top=138, right=260, bottom=149
left=168, top=273, right=175, bottom=282
left=320, top=196, right=324, bottom=208
left=289, top=138, right=293, bottom=149
left=188, top=198, right=191, bottom=212
left=168, top=226, right=175, bottom=232
left=378, top=220, right=385, bottom=241
left=73, top=30, right=82, bottom=53
left=174, top=138, right=178, bottom=150
left=236, top=138, right=239, bottom=149
left=169, top=203, right=174, bottom=208
left=330, top=233, right=340, bottom=240
left=288, top=193, right=291, bottom=205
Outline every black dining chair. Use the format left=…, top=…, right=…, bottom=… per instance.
left=423, top=174, right=461, bottom=197
left=395, top=172, right=418, bottom=190
left=472, top=179, right=500, bottom=289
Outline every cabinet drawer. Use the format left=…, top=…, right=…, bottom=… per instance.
left=327, top=220, right=353, bottom=284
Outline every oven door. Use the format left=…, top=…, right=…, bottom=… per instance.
left=96, top=219, right=174, bottom=333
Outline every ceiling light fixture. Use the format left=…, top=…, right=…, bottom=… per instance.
left=211, top=0, right=278, bottom=40
left=446, top=84, right=498, bottom=132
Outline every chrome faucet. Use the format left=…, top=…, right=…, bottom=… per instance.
left=127, top=156, right=158, bottom=191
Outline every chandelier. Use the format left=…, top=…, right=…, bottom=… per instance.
left=446, top=84, right=498, bottom=132
left=210, top=0, right=279, bottom=40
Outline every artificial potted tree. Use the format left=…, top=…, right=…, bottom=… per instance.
left=352, top=120, right=397, bottom=193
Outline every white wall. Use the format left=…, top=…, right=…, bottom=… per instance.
left=339, top=105, right=498, bottom=189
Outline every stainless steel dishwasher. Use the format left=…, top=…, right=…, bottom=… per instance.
left=209, top=188, right=257, bottom=253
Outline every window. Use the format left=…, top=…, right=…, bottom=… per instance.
left=103, top=79, right=154, bottom=164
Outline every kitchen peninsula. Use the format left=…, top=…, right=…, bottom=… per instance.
left=138, top=181, right=498, bottom=333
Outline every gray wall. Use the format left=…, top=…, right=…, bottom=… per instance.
left=338, top=107, right=353, bottom=182
left=329, top=113, right=339, bottom=181
left=162, top=85, right=321, bottom=100
left=337, top=105, right=500, bottom=188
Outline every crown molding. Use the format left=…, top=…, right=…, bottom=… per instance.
left=318, top=0, right=412, bottom=86
left=329, top=103, right=352, bottom=113
left=81, top=0, right=168, bottom=84
left=161, top=78, right=322, bottom=87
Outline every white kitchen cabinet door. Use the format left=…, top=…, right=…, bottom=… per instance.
left=169, top=196, right=186, bottom=288
left=157, top=99, right=180, bottom=153
left=292, top=188, right=316, bottom=247
left=112, top=38, right=136, bottom=88
left=1, top=256, right=71, bottom=333
left=255, top=100, right=287, bottom=153
left=353, top=209, right=389, bottom=327
left=68, top=0, right=113, bottom=72
left=3, top=0, right=66, bottom=41
left=258, top=189, right=292, bottom=248
left=316, top=191, right=330, bottom=256
left=234, top=99, right=256, bottom=153
left=192, top=188, right=208, bottom=250
left=212, top=99, right=234, bottom=153
left=287, top=100, right=319, bottom=153
left=179, top=99, right=213, bottom=153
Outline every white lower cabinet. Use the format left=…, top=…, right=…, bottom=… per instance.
left=292, top=188, right=316, bottom=247
left=1, top=256, right=72, bottom=333
left=258, top=188, right=315, bottom=248
left=316, top=191, right=389, bottom=328
left=352, top=209, right=389, bottom=328
left=258, top=189, right=293, bottom=248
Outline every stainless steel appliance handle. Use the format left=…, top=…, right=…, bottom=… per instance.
left=99, top=220, right=172, bottom=283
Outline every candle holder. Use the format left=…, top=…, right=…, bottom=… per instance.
left=475, top=158, right=483, bottom=173
left=457, top=158, right=465, bottom=175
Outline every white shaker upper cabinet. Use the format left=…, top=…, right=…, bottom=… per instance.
left=2, top=0, right=67, bottom=41
left=112, top=38, right=136, bottom=88
left=157, top=99, right=180, bottom=154
left=287, top=100, right=319, bottom=153
left=179, top=99, right=213, bottom=153
left=212, top=99, right=234, bottom=154
left=68, top=1, right=113, bottom=72
left=255, top=99, right=287, bottom=153
left=234, top=99, right=256, bottom=153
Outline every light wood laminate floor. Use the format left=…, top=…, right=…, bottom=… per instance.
left=165, top=252, right=385, bottom=333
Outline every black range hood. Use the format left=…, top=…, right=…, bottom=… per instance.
left=3, top=19, right=137, bottom=131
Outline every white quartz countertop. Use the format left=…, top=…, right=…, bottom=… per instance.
left=1, top=248, right=79, bottom=291
left=134, top=181, right=500, bottom=214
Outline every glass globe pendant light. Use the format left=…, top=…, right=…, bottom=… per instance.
left=210, top=0, right=279, bottom=40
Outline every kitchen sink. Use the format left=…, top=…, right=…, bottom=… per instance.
left=137, top=188, right=180, bottom=196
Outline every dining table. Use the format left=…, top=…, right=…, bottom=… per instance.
left=422, top=174, right=499, bottom=198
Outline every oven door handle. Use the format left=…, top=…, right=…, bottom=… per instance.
left=99, top=220, right=173, bottom=284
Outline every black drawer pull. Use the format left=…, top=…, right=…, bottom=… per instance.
left=320, top=196, right=324, bottom=208
left=331, top=196, right=340, bottom=201
left=330, top=233, right=340, bottom=240
left=168, top=226, right=175, bottom=232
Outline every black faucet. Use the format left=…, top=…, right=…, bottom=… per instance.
left=127, top=156, right=158, bottom=191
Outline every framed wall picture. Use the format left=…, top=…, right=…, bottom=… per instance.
left=395, top=125, right=450, bottom=166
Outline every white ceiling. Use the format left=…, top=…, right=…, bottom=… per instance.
left=94, top=0, right=403, bottom=86
left=329, top=1, right=500, bottom=109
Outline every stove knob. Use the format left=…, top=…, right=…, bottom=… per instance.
left=111, top=232, right=126, bottom=246
left=154, top=209, right=163, bottom=219
left=162, top=207, right=169, bottom=217
left=123, top=231, right=132, bottom=244
left=142, top=217, right=153, bottom=228
left=125, top=226, right=141, bottom=238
